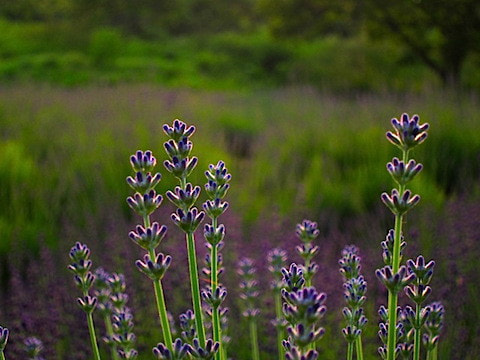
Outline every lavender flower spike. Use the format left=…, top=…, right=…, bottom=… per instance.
left=24, top=337, right=44, bottom=360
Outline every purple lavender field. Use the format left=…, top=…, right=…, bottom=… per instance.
left=0, top=85, right=479, bottom=359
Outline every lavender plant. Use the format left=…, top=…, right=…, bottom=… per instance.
left=339, top=245, right=367, bottom=360
left=377, top=113, right=433, bottom=360
left=201, top=160, right=231, bottom=360
left=126, top=150, right=174, bottom=352
left=0, top=326, right=9, bottom=360
left=423, top=302, right=444, bottom=360
left=237, top=257, right=260, bottom=360
left=163, top=120, right=206, bottom=349
left=268, top=248, right=288, bottom=360
left=295, top=221, right=319, bottom=287
left=68, top=242, right=102, bottom=360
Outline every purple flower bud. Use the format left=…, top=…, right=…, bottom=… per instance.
left=381, top=189, right=421, bottom=215
left=204, top=180, right=229, bottom=201
left=203, top=224, right=225, bottom=246
left=342, top=325, right=361, bottom=343
left=407, top=255, right=435, bottom=285
left=339, top=248, right=361, bottom=280
left=164, top=137, right=193, bottom=161
left=386, top=113, right=429, bottom=151
left=69, top=242, right=91, bottom=262
left=381, top=229, right=406, bottom=266
left=295, top=220, right=319, bottom=243
left=424, top=302, right=445, bottom=337
left=189, top=338, right=219, bottom=359
left=167, top=183, right=201, bottom=211
left=153, top=338, right=191, bottom=360
left=296, top=243, right=318, bottom=262
left=201, top=286, right=227, bottom=308
left=282, top=263, right=305, bottom=292
left=130, top=150, right=157, bottom=173
left=376, top=265, right=416, bottom=293
left=283, top=340, right=318, bottom=360
left=203, top=198, right=229, bottom=219
left=287, top=323, right=325, bottom=348
left=205, top=161, right=232, bottom=186
left=127, top=190, right=163, bottom=216
left=129, top=222, right=167, bottom=250
left=77, top=295, right=98, bottom=313
left=0, top=326, right=9, bottom=351
left=126, top=171, right=162, bottom=194
left=135, top=253, right=172, bottom=281
left=164, top=156, right=198, bottom=180
left=179, top=310, right=196, bottom=343
left=267, top=248, right=288, bottom=278
left=386, top=157, right=423, bottom=186
left=163, top=119, right=196, bottom=142
left=171, top=207, right=205, bottom=233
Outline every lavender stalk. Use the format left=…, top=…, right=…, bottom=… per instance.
left=0, top=326, right=9, bottom=360
left=24, top=337, right=44, bottom=360
left=238, top=258, right=260, bottom=360
left=202, top=161, right=231, bottom=360
left=295, top=220, right=319, bottom=288
left=339, top=245, right=367, bottom=360
left=68, top=242, right=102, bottom=360
left=127, top=150, right=173, bottom=352
left=267, top=248, right=288, bottom=360
left=380, top=114, right=428, bottom=360
left=423, top=302, right=444, bottom=360
left=164, top=119, right=207, bottom=348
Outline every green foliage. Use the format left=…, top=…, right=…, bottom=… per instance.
left=89, top=28, right=124, bottom=68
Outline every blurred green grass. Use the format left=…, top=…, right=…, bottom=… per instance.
left=0, top=85, right=478, bottom=253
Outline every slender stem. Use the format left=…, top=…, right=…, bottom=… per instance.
left=187, top=231, right=207, bottom=347
left=386, top=286, right=399, bottom=360
left=249, top=318, right=260, bottom=360
left=305, top=257, right=311, bottom=288
left=104, top=315, right=120, bottom=360
left=86, top=311, right=102, bottom=360
left=432, top=346, right=438, bottom=360
left=148, top=248, right=174, bottom=352
left=413, top=304, right=421, bottom=360
left=143, top=212, right=174, bottom=352
left=0, top=350, right=5, bottom=360
left=274, top=290, right=285, bottom=360
left=211, top=241, right=222, bottom=360
left=355, top=335, right=364, bottom=360
left=347, top=342, right=353, bottom=360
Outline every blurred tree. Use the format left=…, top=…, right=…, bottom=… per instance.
left=366, top=0, right=480, bottom=86
left=258, top=0, right=363, bottom=38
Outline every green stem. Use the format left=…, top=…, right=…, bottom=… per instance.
left=143, top=212, right=174, bottom=352
left=86, top=311, right=102, bottom=360
left=187, top=231, right=207, bottom=347
left=211, top=241, right=222, bottom=360
left=0, top=350, right=5, bottom=360
left=305, top=257, right=311, bottom=288
left=347, top=342, right=353, bottom=360
left=148, top=248, right=174, bottom=352
left=274, top=290, right=285, bottom=360
left=249, top=318, right=260, bottom=360
left=432, top=346, right=438, bottom=360
left=104, top=315, right=120, bottom=360
left=355, top=335, right=364, bottom=360
left=413, top=305, right=421, bottom=360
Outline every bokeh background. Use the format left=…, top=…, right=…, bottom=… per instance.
left=0, top=1, right=479, bottom=359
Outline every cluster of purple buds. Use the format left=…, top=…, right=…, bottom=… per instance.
left=202, top=244, right=224, bottom=279
left=283, top=341, right=318, bottom=360
left=268, top=248, right=288, bottom=291
left=204, top=161, right=231, bottom=201
left=295, top=220, right=319, bottom=284
left=386, top=113, right=429, bottom=151
left=386, top=158, right=423, bottom=186
left=405, top=256, right=435, bottom=305
left=339, top=245, right=368, bottom=345
left=0, top=326, right=9, bottom=353
left=189, top=339, right=220, bottom=359
left=376, top=265, right=415, bottom=294
left=136, top=253, right=172, bottom=281
left=163, top=120, right=197, bottom=180
left=68, top=242, right=97, bottom=313
left=107, top=273, right=138, bottom=360
left=396, top=307, right=415, bottom=359
left=129, top=223, right=167, bottom=252
left=153, top=338, right=191, bottom=360
left=282, top=263, right=305, bottom=292
left=201, top=286, right=227, bottom=308
left=171, top=208, right=205, bottom=234
left=423, top=302, right=444, bottom=352
left=381, top=189, right=421, bottom=216
left=167, top=184, right=201, bottom=211
left=179, top=310, right=196, bottom=344
left=204, top=307, right=230, bottom=348
left=24, top=337, right=44, bottom=360
left=381, top=230, right=406, bottom=266
left=281, top=286, right=326, bottom=358
left=94, top=267, right=114, bottom=317
left=237, top=258, right=260, bottom=318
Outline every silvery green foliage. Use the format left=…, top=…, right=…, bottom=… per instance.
left=24, top=337, right=44, bottom=360
left=339, top=245, right=368, bottom=345
left=0, top=326, right=8, bottom=352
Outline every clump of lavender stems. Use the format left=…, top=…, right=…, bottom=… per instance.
left=339, top=245, right=367, bottom=360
